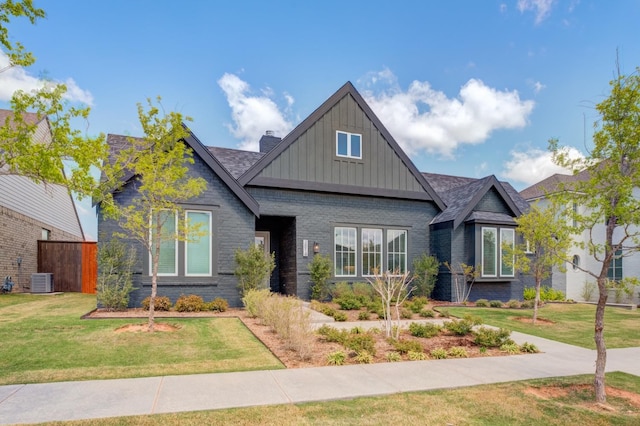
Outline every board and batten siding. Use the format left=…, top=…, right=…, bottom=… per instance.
left=256, top=94, right=425, bottom=193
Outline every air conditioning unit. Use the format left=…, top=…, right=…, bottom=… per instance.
left=31, top=273, right=53, bottom=293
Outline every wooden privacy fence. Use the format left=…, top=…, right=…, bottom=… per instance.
left=37, top=241, right=97, bottom=293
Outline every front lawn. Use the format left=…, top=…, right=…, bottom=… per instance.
left=0, top=293, right=283, bottom=385
left=445, top=302, right=640, bottom=349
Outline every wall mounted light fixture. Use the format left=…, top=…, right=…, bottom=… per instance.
left=313, top=241, right=320, bottom=254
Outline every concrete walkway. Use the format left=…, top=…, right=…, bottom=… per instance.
left=0, top=325, right=639, bottom=424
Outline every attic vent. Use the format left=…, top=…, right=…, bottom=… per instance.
left=31, top=273, right=53, bottom=293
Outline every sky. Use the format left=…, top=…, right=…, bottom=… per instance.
left=1, top=0, right=639, bottom=241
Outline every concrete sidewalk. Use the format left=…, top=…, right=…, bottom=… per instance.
left=1, top=330, right=638, bottom=425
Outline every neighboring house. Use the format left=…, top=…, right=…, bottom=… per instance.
left=0, top=109, right=85, bottom=292
left=99, top=82, right=529, bottom=307
left=520, top=171, right=640, bottom=305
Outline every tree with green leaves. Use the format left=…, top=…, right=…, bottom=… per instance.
left=0, top=0, right=45, bottom=70
left=513, top=200, right=572, bottom=324
left=100, top=97, right=207, bottom=331
left=549, top=65, right=640, bottom=403
left=412, top=253, right=439, bottom=298
left=234, top=243, right=275, bottom=297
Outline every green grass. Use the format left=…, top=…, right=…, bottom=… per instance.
left=0, top=293, right=283, bottom=385
left=445, top=303, right=640, bottom=349
left=38, top=373, right=640, bottom=425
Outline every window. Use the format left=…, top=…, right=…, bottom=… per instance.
left=500, top=229, right=515, bottom=277
left=335, top=227, right=357, bottom=276
left=336, top=131, right=362, bottom=159
left=572, top=255, right=580, bottom=271
left=387, top=229, right=407, bottom=274
left=481, top=227, right=497, bottom=277
left=362, top=228, right=382, bottom=276
left=41, top=229, right=50, bottom=240
left=572, top=203, right=578, bottom=228
left=151, top=210, right=178, bottom=276
left=607, top=249, right=623, bottom=282
left=185, top=211, right=212, bottom=276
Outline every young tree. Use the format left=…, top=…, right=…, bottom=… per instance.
left=549, top=66, right=640, bottom=403
left=0, top=0, right=45, bottom=69
left=100, top=97, right=207, bottom=331
left=443, top=262, right=479, bottom=304
left=412, top=253, right=439, bottom=298
left=367, top=271, right=414, bottom=339
left=513, top=201, right=572, bottom=324
left=234, top=243, right=275, bottom=297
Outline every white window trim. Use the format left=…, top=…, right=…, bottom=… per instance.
left=387, top=229, right=408, bottom=275
left=361, top=228, right=383, bottom=277
left=336, top=130, right=362, bottom=160
left=481, top=227, right=497, bottom=278
left=500, top=228, right=515, bottom=277
left=335, top=227, right=357, bottom=277
left=150, top=209, right=178, bottom=277
left=185, top=210, right=212, bottom=277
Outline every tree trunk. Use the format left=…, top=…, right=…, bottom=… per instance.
left=594, top=276, right=608, bottom=403
left=533, top=278, right=541, bottom=325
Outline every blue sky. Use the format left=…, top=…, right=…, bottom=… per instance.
left=1, top=0, right=639, bottom=240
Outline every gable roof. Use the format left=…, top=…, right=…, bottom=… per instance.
left=103, top=130, right=260, bottom=217
left=520, top=170, right=589, bottom=201
left=424, top=173, right=524, bottom=228
left=237, top=82, right=446, bottom=211
left=0, top=109, right=44, bottom=127
left=208, top=147, right=264, bottom=179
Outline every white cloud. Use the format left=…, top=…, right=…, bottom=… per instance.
left=360, top=71, right=534, bottom=158
left=517, top=0, right=556, bottom=24
left=530, top=80, right=546, bottom=94
left=0, top=52, right=94, bottom=105
left=217, top=73, right=294, bottom=151
left=502, top=147, right=583, bottom=185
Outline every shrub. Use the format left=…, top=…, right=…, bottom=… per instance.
left=400, top=308, right=413, bottom=319
left=409, top=322, right=441, bottom=338
left=448, top=346, right=469, bottom=358
left=317, top=325, right=347, bottom=344
left=520, top=300, right=535, bottom=309
left=438, top=308, right=450, bottom=318
left=444, top=318, right=475, bottom=336
left=523, top=287, right=536, bottom=301
left=412, top=254, right=439, bottom=298
left=327, top=351, right=346, bottom=366
left=500, top=342, right=521, bottom=354
left=524, top=286, right=566, bottom=302
left=520, top=342, right=539, bottom=353
left=489, top=300, right=503, bottom=308
left=430, top=348, right=448, bottom=359
left=473, top=327, right=513, bottom=348
left=332, top=311, right=347, bottom=322
left=391, top=339, right=423, bottom=354
left=335, top=295, right=362, bottom=310
left=358, top=310, right=371, bottom=321
left=474, top=299, right=489, bottom=307
left=506, top=299, right=521, bottom=309
left=354, top=351, right=374, bottom=364
left=386, top=351, right=402, bottom=362
left=242, top=288, right=271, bottom=318
left=97, top=238, right=137, bottom=311
left=581, top=281, right=596, bottom=302
left=175, top=294, right=205, bottom=312
left=352, top=282, right=375, bottom=304
left=142, top=296, right=172, bottom=311
left=207, top=297, right=229, bottom=312
left=408, top=350, right=427, bottom=360
left=234, top=244, right=275, bottom=297
left=309, top=254, right=332, bottom=301
left=419, top=308, right=435, bottom=318
left=331, top=282, right=354, bottom=300
left=344, top=333, right=376, bottom=356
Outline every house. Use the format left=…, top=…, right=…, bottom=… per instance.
left=520, top=171, right=640, bottom=305
left=99, top=82, right=529, bottom=307
left=0, top=109, right=86, bottom=292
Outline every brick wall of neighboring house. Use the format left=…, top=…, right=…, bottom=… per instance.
left=0, top=205, right=82, bottom=292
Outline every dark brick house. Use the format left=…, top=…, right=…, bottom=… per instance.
left=98, top=82, right=529, bottom=306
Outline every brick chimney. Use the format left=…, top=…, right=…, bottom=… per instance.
left=259, top=130, right=281, bottom=153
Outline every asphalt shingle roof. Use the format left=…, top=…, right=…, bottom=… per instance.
left=208, top=147, right=264, bottom=179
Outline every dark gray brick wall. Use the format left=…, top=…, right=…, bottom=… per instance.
left=97, top=152, right=255, bottom=307
left=248, top=187, right=438, bottom=300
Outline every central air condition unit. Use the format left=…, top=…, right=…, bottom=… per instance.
left=31, top=273, right=53, bottom=293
